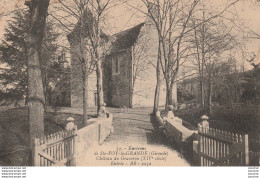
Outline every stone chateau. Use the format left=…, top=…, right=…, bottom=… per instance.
left=67, top=3, right=177, bottom=108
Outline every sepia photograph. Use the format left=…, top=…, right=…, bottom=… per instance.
left=0, top=0, right=259, bottom=169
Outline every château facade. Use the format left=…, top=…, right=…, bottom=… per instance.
left=67, top=3, right=177, bottom=108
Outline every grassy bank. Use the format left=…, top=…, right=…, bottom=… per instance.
left=0, top=107, right=65, bottom=166
left=175, top=103, right=260, bottom=160
left=175, top=104, right=260, bottom=134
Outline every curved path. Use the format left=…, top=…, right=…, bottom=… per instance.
left=79, top=110, right=190, bottom=166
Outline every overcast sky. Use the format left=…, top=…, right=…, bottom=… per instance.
left=0, top=0, right=259, bottom=65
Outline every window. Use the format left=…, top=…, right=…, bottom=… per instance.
left=94, top=92, right=98, bottom=106
left=115, top=58, right=119, bottom=73
left=113, top=57, right=120, bottom=74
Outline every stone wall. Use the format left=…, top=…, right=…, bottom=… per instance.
left=106, top=50, right=132, bottom=107
left=151, top=111, right=198, bottom=164
left=131, top=22, right=172, bottom=107
left=75, top=114, right=113, bottom=165
left=69, top=39, right=99, bottom=108
left=69, top=8, right=178, bottom=109
left=103, top=54, right=112, bottom=106
left=104, top=21, right=178, bottom=108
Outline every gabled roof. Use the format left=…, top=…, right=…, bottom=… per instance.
left=67, top=9, right=109, bottom=43
left=109, top=23, right=145, bottom=54
left=67, top=12, right=145, bottom=54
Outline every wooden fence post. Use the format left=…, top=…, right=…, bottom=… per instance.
left=98, top=123, right=101, bottom=144
left=72, top=126, right=77, bottom=166
left=199, top=115, right=209, bottom=129
left=33, top=138, right=40, bottom=166
left=65, top=117, right=76, bottom=131
left=244, top=134, right=249, bottom=166
left=65, top=117, right=77, bottom=166
left=197, top=115, right=209, bottom=166
left=193, top=140, right=199, bottom=165
left=32, top=138, right=36, bottom=166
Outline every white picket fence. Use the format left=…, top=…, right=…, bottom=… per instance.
left=33, top=113, right=114, bottom=166
left=33, top=128, right=77, bottom=166
left=196, top=126, right=249, bottom=166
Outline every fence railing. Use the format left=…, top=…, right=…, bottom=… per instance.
left=33, top=113, right=114, bottom=166
left=196, top=119, right=249, bottom=166
left=33, top=128, right=77, bottom=166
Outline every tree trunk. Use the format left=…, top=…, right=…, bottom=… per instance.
left=165, top=84, right=169, bottom=109
left=80, top=37, right=88, bottom=125
left=82, top=72, right=88, bottom=125
left=153, top=73, right=161, bottom=114
left=165, top=78, right=178, bottom=108
left=96, top=59, right=104, bottom=112
left=201, top=9, right=206, bottom=108
left=43, top=73, right=48, bottom=107
left=94, top=19, right=104, bottom=113
left=25, top=85, right=29, bottom=106
left=130, top=86, right=134, bottom=108
left=153, top=81, right=160, bottom=114
left=199, top=79, right=205, bottom=107
left=167, top=87, right=173, bottom=105
left=165, top=80, right=174, bottom=107
left=153, top=39, right=162, bottom=114
left=207, top=80, right=212, bottom=115
left=26, top=0, right=50, bottom=165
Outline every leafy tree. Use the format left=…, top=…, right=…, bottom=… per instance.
left=0, top=10, right=30, bottom=104
left=0, top=8, right=62, bottom=106
left=177, top=88, right=195, bottom=103
left=241, top=60, right=260, bottom=104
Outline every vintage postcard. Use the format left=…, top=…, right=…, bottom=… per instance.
left=0, top=0, right=259, bottom=171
